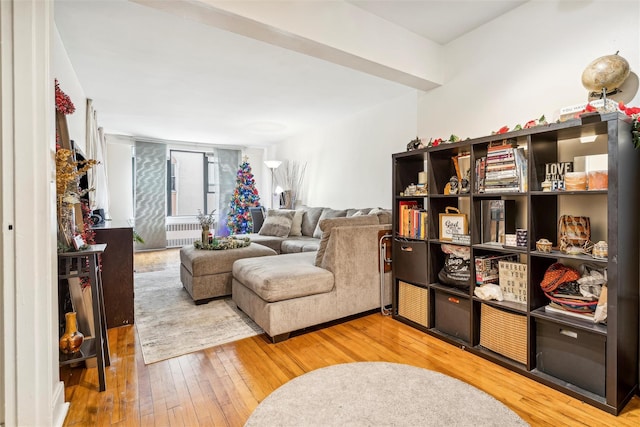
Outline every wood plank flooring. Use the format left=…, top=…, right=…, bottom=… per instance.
left=60, top=249, right=640, bottom=426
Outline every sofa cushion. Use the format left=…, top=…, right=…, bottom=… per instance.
left=240, top=233, right=285, bottom=253
left=281, top=236, right=320, bottom=253
left=347, top=208, right=372, bottom=217
left=233, top=252, right=334, bottom=302
left=259, top=209, right=295, bottom=237
left=301, top=206, right=324, bottom=237
left=313, top=208, right=347, bottom=239
left=289, top=209, right=305, bottom=236
left=369, top=207, right=392, bottom=225
left=314, top=215, right=380, bottom=266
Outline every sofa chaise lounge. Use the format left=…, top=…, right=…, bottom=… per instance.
left=232, top=213, right=392, bottom=342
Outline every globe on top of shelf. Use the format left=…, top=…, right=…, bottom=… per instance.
left=581, top=51, right=630, bottom=97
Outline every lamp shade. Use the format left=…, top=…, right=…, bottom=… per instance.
left=264, top=160, right=282, bottom=169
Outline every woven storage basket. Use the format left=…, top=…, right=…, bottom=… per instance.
left=479, top=304, right=527, bottom=364
left=398, top=281, right=429, bottom=327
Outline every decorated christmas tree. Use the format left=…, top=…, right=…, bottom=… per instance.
left=227, top=159, right=261, bottom=234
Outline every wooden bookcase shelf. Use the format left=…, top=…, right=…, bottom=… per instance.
left=391, top=112, right=639, bottom=415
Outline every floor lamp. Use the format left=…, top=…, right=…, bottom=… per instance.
left=264, top=160, right=282, bottom=209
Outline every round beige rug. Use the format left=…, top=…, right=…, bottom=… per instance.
left=245, top=362, right=527, bottom=426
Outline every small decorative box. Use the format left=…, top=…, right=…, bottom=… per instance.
left=536, top=238, right=553, bottom=253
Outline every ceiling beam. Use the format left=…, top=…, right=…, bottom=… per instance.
left=132, top=0, right=443, bottom=91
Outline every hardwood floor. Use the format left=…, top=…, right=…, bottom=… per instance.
left=60, top=250, right=640, bottom=426
left=133, top=248, right=181, bottom=273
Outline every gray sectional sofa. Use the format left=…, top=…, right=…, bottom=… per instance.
left=240, top=206, right=391, bottom=253
left=231, top=206, right=392, bottom=342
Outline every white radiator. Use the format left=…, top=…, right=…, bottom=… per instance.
left=166, top=222, right=200, bottom=247
left=166, top=222, right=201, bottom=232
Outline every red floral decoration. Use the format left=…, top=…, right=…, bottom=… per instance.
left=572, top=103, right=597, bottom=119
left=79, top=201, right=100, bottom=289
left=619, top=102, right=640, bottom=117
left=79, top=201, right=96, bottom=247
left=619, top=102, right=640, bottom=149
left=55, top=79, right=76, bottom=115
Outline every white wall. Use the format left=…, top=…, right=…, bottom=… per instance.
left=52, top=25, right=87, bottom=153
left=418, top=0, right=640, bottom=140
left=2, top=1, right=67, bottom=425
left=274, top=91, right=418, bottom=209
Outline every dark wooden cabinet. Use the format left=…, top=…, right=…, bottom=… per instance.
left=392, top=113, right=639, bottom=415
left=94, top=223, right=134, bottom=328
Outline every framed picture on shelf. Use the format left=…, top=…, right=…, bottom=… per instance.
left=72, top=234, right=85, bottom=250
left=439, top=207, right=468, bottom=241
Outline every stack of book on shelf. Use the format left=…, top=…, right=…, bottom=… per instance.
left=476, top=142, right=527, bottom=193
left=545, top=303, right=595, bottom=321
left=398, top=201, right=427, bottom=239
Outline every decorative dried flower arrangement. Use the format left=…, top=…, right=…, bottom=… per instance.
left=197, top=209, right=217, bottom=228
left=55, top=80, right=98, bottom=252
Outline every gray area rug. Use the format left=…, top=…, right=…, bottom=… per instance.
left=246, top=362, right=528, bottom=426
left=134, top=266, right=262, bottom=364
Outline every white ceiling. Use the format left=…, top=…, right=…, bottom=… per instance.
left=54, top=0, right=525, bottom=147
left=349, top=0, right=526, bottom=45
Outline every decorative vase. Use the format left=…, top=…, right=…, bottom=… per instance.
left=282, top=190, right=295, bottom=209
left=201, top=226, right=209, bottom=245
left=57, top=203, right=76, bottom=251
left=59, top=311, right=84, bottom=354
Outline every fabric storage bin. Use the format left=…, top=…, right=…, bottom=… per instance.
left=535, top=318, right=606, bottom=396
left=480, top=304, right=527, bottom=364
left=434, top=290, right=470, bottom=342
left=393, top=239, right=427, bottom=286
left=398, top=281, right=429, bottom=327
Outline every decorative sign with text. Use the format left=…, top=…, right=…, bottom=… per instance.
left=545, top=162, right=573, bottom=191
left=498, top=261, right=527, bottom=304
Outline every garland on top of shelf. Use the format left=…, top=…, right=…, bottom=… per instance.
left=492, top=114, right=548, bottom=135
left=618, top=102, right=640, bottom=148
left=408, top=114, right=549, bottom=151
left=410, top=106, right=640, bottom=152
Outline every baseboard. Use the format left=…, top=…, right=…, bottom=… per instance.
left=52, top=381, right=69, bottom=427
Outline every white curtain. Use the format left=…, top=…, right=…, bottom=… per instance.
left=86, top=99, right=110, bottom=214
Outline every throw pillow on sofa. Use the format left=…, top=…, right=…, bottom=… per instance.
left=259, top=209, right=295, bottom=237
left=284, top=209, right=305, bottom=236
left=300, top=206, right=324, bottom=237
left=313, top=208, right=347, bottom=239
